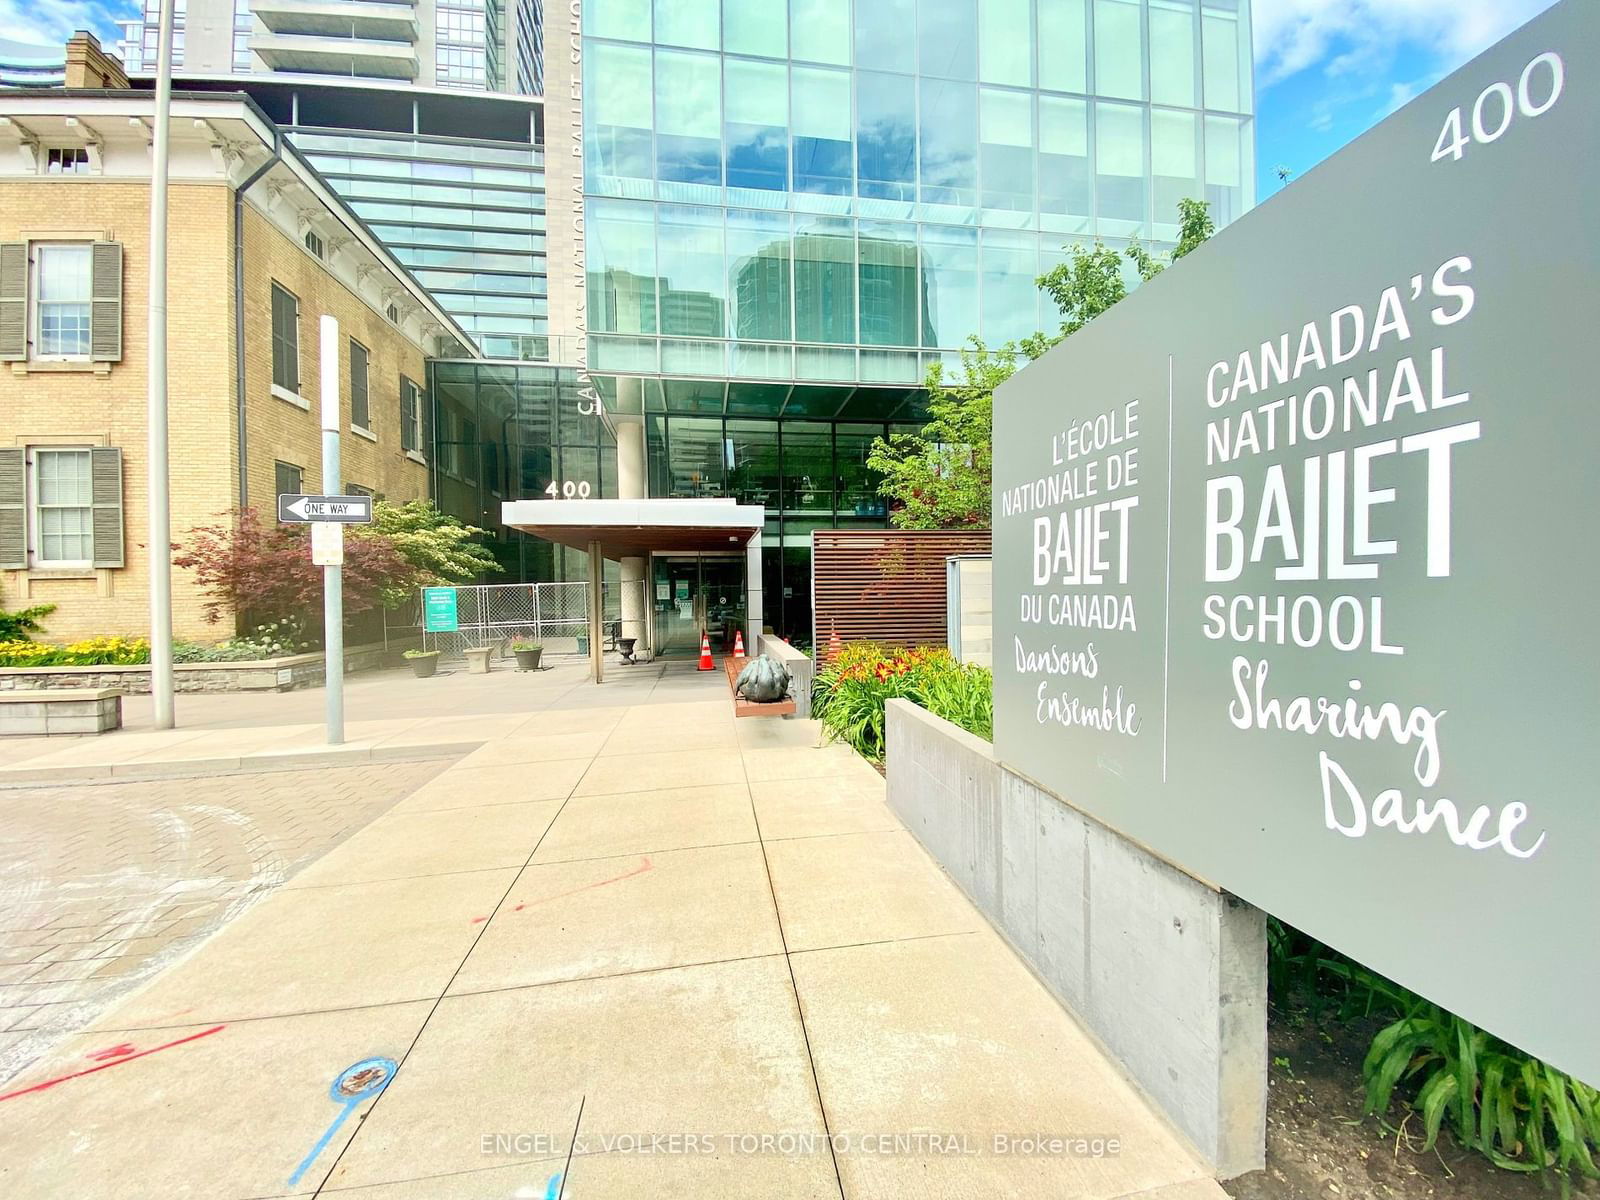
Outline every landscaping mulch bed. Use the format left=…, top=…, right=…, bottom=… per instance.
left=1223, top=1009, right=1599, bottom=1200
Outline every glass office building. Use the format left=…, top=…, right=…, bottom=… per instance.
left=551, top=0, right=1256, bottom=640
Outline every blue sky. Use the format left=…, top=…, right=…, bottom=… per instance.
left=2, top=0, right=1564, bottom=208
left=1252, top=0, right=1560, bottom=200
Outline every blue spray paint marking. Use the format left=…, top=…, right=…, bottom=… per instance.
left=545, top=1172, right=562, bottom=1199
left=287, top=1056, right=398, bottom=1187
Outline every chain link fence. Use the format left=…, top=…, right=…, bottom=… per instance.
left=402, top=581, right=649, bottom=662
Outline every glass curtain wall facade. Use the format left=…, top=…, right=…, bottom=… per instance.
left=582, top=0, right=1255, bottom=384
left=292, top=129, right=548, bottom=359
left=429, top=363, right=620, bottom=581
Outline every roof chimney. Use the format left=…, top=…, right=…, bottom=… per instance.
left=64, top=31, right=130, bottom=90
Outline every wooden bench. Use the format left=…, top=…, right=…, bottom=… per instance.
left=723, top=656, right=797, bottom=719
left=0, top=688, right=123, bottom=736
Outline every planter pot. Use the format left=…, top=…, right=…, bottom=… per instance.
left=465, top=647, right=492, bottom=675
left=513, top=648, right=543, bottom=671
left=407, top=654, right=439, bottom=678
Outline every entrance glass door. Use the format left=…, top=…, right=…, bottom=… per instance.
left=651, top=554, right=747, bottom=656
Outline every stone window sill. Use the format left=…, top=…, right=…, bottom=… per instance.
left=405, top=450, right=427, bottom=465
left=272, top=384, right=310, bottom=410
left=11, top=360, right=110, bottom=376
left=351, top=425, right=378, bottom=443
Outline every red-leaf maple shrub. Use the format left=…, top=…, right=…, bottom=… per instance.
left=174, top=507, right=415, bottom=626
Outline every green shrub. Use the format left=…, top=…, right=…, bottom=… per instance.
left=1269, top=918, right=1599, bottom=1185
left=812, top=644, right=992, bottom=761
left=0, top=603, right=55, bottom=642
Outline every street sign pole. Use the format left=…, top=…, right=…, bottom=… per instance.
left=147, top=0, right=176, bottom=730
left=319, top=315, right=344, bottom=745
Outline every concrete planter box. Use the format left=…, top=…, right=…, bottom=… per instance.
left=0, top=640, right=414, bottom=695
left=757, top=633, right=813, bottom=718
left=884, top=697, right=1267, bottom=1179
left=0, top=687, right=122, bottom=736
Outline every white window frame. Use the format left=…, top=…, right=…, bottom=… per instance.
left=28, top=446, right=94, bottom=569
left=349, top=337, right=373, bottom=436
left=30, top=242, right=93, bottom=363
left=269, top=280, right=304, bottom=405
left=43, top=147, right=92, bottom=176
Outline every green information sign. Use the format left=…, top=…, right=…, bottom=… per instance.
left=992, top=0, right=1596, bottom=1086
left=422, top=588, right=459, bottom=633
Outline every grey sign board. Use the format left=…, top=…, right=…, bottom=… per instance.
left=276, top=494, right=374, bottom=524
left=992, top=0, right=1597, bottom=1086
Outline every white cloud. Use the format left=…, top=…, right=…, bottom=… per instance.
left=1253, top=0, right=1560, bottom=89
left=0, top=0, right=134, bottom=51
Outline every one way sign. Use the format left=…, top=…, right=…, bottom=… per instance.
left=277, top=494, right=374, bottom=524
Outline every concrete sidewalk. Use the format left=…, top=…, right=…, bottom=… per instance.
left=0, top=675, right=1225, bottom=1199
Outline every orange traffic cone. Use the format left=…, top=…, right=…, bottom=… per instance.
left=733, top=630, right=746, bottom=657
left=697, top=632, right=714, bottom=671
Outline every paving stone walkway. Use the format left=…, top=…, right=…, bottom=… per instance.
left=0, top=667, right=1226, bottom=1199
left=0, top=760, right=450, bottom=1084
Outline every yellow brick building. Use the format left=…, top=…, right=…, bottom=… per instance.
left=0, top=75, right=475, bottom=642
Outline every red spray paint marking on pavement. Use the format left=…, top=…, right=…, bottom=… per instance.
left=467, top=856, right=655, bottom=923
left=518, top=856, right=653, bottom=909
left=85, top=1044, right=136, bottom=1062
left=0, top=1025, right=226, bottom=1103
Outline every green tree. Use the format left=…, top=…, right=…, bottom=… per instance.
left=354, top=500, right=502, bottom=606
left=872, top=199, right=1216, bottom=529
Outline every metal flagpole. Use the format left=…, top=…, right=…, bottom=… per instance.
left=147, top=0, right=176, bottom=729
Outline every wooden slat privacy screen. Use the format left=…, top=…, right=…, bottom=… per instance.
left=811, top=529, right=992, bottom=664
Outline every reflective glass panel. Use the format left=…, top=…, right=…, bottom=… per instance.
left=1204, top=114, right=1249, bottom=225
left=857, top=220, right=921, bottom=347
left=1094, top=0, right=1145, bottom=100
left=854, top=0, right=913, bottom=72
left=724, top=0, right=787, bottom=58
left=665, top=416, right=725, bottom=496
left=793, top=216, right=855, bottom=343
left=727, top=208, right=793, bottom=340
left=725, top=57, right=789, bottom=191
left=654, top=0, right=717, bottom=49
left=587, top=198, right=658, bottom=333
left=978, top=0, right=1032, bottom=86
left=856, top=71, right=917, bottom=202
left=585, top=41, right=653, bottom=182
left=789, top=0, right=850, bottom=65
left=585, top=0, right=650, bottom=40
left=834, top=423, right=888, bottom=517
left=1203, top=10, right=1246, bottom=111
left=781, top=421, right=833, bottom=518
left=1037, top=0, right=1086, bottom=93
left=920, top=224, right=979, bottom=348
left=1039, top=95, right=1091, bottom=231
left=918, top=0, right=975, bottom=80
left=791, top=66, right=853, bottom=194
left=980, top=230, right=1038, bottom=346
left=1152, top=108, right=1199, bottom=237
left=1150, top=1, right=1198, bottom=107
left=980, top=87, right=1034, bottom=216
left=726, top=419, right=781, bottom=508
left=657, top=205, right=726, bottom=336
left=656, top=49, right=723, bottom=184
left=1095, top=101, right=1147, bottom=234
left=919, top=78, right=977, bottom=209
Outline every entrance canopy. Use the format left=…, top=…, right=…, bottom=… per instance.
left=500, top=498, right=763, bottom=559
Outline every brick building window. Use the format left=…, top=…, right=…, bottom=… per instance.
left=0, top=241, right=122, bottom=364
left=270, top=282, right=300, bottom=398
left=0, top=446, right=125, bottom=570
left=45, top=148, right=91, bottom=175
left=350, top=339, right=371, bottom=431
left=33, top=245, right=93, bottom=360
left=274, top=461, right=303, bottom=499
left=400, top=376, right=425, bottom=455
left=303, top=230, right=324, bottom=259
